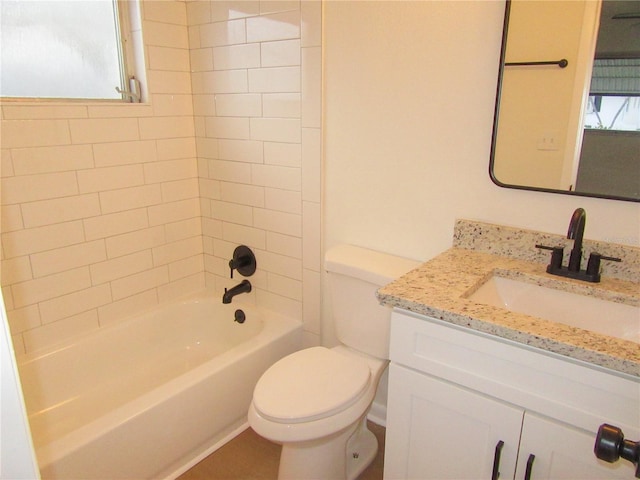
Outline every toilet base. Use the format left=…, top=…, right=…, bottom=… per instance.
left=277, top=416, right=378, bottom=480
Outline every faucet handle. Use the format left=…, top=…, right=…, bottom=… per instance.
left=586, top=252, right=622, bottom=280
left=535, top=244, right=564, bottom=269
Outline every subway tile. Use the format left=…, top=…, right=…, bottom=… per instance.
left=90, top=251, right=154, bottom=285
left=169, top=254, right=204, bottom=281
left=186, top=1, right=211, bottom=25
left=11, top=144, right=94, bottom=175
left=193, top=94, right=217, bottom=116
left=111, top=266, right=169, bottom=301
left=199, top=19, right=246, bottom=47
left=0, top=119, right=70, bottom=149
left=202, top=217, right=223, bottom=239
left=6, top=305, right=40, bottom=334
left=1, top=172, right=78, bottom=205
left=31, top=240, right=107, bottom=278
left=100, top=184, right=163, bottom=214
left=157, top=137, right=197, bottom=161
left=210, top=200, right=253, bottom=225
left=264, top=142, right=301, bottom=167
left=252, top=163, right=301, bottom=190
left=2, top=221, right=85, bottom=258
left=93, top=140, right=157, bottom=167
left=302, top=127, right=321, bottom=201
left=105, top=226, right=166, bottom=259
left=23, top=310, right=99, bottom=354
left=1, top=149, right=14, bottom=176
left=246, top=11, right=300, bottom=43
left=149, top=45, right=191, bottom=71
left=265, top=187, right=301, bottom=213
left=147, top=70, right=193, bottom=95
left=196, top=137, right=220, bottom=160
left=248, top=66, right=301, bottom=93
left=260, top=1, right=300, bottom=15
left=222, top=222, right=266, bottom=250
left=148, top=198, right=200, bottom=226
left=157, top=273, right=205, bottom=303
left=39, top=284, right=112, bottom=325
left=77, top=165, right=144, bottom=193
left=253, top=208, right=301, bottom=237
left=188, top=25, right=201, bottom=49
left=258, top=249, right=302, bottom=280
left=302, top=200, right=321, bottom=271
left=86, top=104, right=153, bottom=119
left=69, top=118, right=139, bottom=145
left=266, top=231, right=302, bottom=258
left=138, top=116, right=195, bottom=140
left=190, top=48, right=214, bottom=72
left=199, top=178, right=222, bottom=200
left=1, top=256, right=33, bottom=286
left=251, top=118, right=301, bottom=143
left=214, top=94, right=262, bottom=117
left=213, top=44, right=261, bottom=70
left=301, top=0, right=322, bottom=47
left=1, top=105, right=87, bottom=120
left=143, top=1, right=187, bottom=26
left=143, top=21, right=189, bottom=49
left=208, top=159, right=252, bottom=183
left=302, top=268, right=321, bottom=334
left=218, top=139, right=263, bottom=163
left=1, top=205, right=23, bottom=233
left=261, top=40, right=301, bottom=67
left=97, top=289, right=158, bottom=326
left=83, top=209, right=149, bottom=241
left=144, top=158, right=198, bottom=184
left=21, top=194, right=101, bottom=228
left=263, top=93, right=301, bottom=118
left=220, top=181, right=265, bottom=207
left=162, top=178, right=200, bottom=202
left=256, top=290, right=302, bottom=319
left=268, top=273, right=302, bottom=301
left=12, top=267, right=91, bottom=309
left=153, top=236, right=203, bottom=266
left=206, top=117, right=251, bottom=140
left=165, top=217, right=202, bottom=243
left=152, top=94, right=194, bottom=117
left=302, top=47, right=322, bottom=128
left=211, top=1, right=259, bottom=21
left=197, top=70, right=249, bottom=94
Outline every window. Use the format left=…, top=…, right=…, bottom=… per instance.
left=0, top=0, right=144, bottom=102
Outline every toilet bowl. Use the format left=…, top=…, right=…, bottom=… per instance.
left=248, top=346, right=387, bottom=480
left=248, top=245, right=419, bottom=480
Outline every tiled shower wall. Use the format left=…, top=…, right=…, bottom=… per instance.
left=189, top=0, right=322, bottom=347
left=0, top=0, right=322, bottom=355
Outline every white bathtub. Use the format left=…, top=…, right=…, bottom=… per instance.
left=17, top=289, right=302, bottom=479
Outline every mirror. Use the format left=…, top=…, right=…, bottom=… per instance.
left=491, top=0, right=640, bottom=202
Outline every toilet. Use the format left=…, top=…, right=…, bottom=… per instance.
left=248, top=244, right=419, bottom=480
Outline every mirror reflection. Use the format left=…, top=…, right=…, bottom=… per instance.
left=491, top=0, right=640, bottom=202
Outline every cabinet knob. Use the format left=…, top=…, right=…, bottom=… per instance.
left=594, top=424, right=640, bottom=478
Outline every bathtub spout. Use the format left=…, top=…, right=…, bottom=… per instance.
left=222, top=280, right=252, bottom=304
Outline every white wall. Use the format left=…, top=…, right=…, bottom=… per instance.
left=324, top=0, right=640, bottom=264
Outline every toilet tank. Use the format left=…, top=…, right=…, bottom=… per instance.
left=325, top=245, right=420, bottom=359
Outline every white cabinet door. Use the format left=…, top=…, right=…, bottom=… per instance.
left=384, top=363, right=524, bottom=480
left=515, top=413, right=635, bottom=479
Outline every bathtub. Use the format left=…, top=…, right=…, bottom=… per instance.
left=16, top=288, right=302, bottom=479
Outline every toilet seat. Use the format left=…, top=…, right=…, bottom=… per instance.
left=252, top=347, right=371, bottom=424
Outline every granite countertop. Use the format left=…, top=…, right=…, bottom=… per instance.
left=378, top=247, right=640, bottom=378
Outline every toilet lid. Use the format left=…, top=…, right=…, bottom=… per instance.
left=253, top=347, right=371, bottom=423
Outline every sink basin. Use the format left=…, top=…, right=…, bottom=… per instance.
left=468, top=275, right=640, bottom=343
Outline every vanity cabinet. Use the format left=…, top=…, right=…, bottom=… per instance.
left=384, top=310, right=639, bottom=480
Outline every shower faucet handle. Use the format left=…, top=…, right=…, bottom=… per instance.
left=229, top=245, right=257, bottom=279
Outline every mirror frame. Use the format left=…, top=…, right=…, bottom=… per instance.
left=489, top=0, right=639, bottom=203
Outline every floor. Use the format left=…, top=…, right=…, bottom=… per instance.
left=178, top=421, right=385, bottom=480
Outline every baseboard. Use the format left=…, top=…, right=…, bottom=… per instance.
left=367, top=401, right=387, bottom=427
